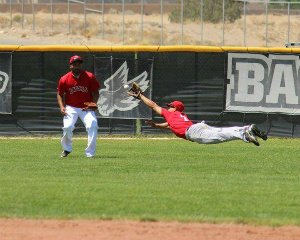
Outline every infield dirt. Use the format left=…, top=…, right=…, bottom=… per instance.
left=1, top=218, right=300, bottom=240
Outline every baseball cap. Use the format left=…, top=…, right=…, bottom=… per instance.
left=69, top=55, right=83, bottom=64
left=166, top=100, right=185, bottom=112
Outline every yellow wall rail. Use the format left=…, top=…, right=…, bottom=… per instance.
left=1, top=45, right=300, bottom=53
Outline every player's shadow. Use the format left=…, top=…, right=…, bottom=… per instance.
left=57, top=154, right=120, bottom=160
left=87, top=155, right=119, bottom=159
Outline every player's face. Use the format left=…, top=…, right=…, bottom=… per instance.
left=168, top=106, right=176, bottom=112
left=70, top=61, right=83, bottom=75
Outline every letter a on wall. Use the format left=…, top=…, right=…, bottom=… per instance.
left=0, top=53, right=12, bottom=114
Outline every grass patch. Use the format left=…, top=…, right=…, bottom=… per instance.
left=0, top=137, right=300, bottom=226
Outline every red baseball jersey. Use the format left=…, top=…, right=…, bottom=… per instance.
left=57, top=70, right=100, bottom=108
left=161, top=108, right=193, bottom=139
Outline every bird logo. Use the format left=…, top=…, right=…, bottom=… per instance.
left=0, top=70, right=9, bottom=94
left=98, top=61, right=150, bottom=117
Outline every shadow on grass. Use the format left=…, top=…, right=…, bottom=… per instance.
left=89, top=155, right=119, bottom=159
left=59, top=155, right=120, bottom=160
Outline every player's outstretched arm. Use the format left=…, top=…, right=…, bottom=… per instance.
left=127, top=82, right=162, bottom=115
left=139, top=93, right=162, bottom=115
left=145, top=120, right=169, bottom=129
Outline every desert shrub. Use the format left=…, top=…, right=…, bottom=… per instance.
left=169, top=0, right=242, bottom=23
left=13, top=15, right=22, bottom=23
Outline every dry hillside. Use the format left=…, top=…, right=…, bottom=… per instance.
left=0, top=12, right=299, bottom=47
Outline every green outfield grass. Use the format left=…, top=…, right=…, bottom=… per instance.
left=0, top=137, right=300, bottom=226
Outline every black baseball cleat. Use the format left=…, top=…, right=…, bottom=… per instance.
left=245, top=129, right=260, bottom=146
left=61, top=150, right=71, bottom=158
left=250, top=124, right=268, bottom=140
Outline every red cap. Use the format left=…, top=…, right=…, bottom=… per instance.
left=166, top=100, right=185, bottom=112
left=69, top=55, right=83, bottom=64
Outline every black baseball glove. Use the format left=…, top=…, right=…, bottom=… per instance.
left=128, top=82, right=142, bottom=99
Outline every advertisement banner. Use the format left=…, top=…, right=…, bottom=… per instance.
left=0, top=53, right=12, bottom=114
left=226, top=53, right=300, bottom=114
left=94, top=57, right=153, bottom=119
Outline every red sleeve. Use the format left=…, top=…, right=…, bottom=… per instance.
left=161, top=108, right=169, bottom=118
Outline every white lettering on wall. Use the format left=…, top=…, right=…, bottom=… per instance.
left=226, top=53, right=300, bottom=114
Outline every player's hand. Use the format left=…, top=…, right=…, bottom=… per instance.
left=145, top=120, right=155, bottom=127
left=60, top=106, right=67, bottom=116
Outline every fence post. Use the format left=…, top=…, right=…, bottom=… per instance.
left=134, top=52, right=141, bottom=135
left=22, top=0, right=24, bottom=29
left=68, top=0, right=70, bottom=33
left=141, top=0, right=144, bottom=43
left=243, top=0, right=247, bottom=46
left=122, top=0, right=125, bottom=45
left=287, top=2, right=290, bottom=44
left=32, top=1, right=35, bottom=31
left=265, top=1, right=269, bottom=47
left=222, top=0, right=225, bottom=45
left=200, top=0, right=203, bottom=44
left=160, top=0, right=163, bottom=45
left=84, top=0, right=87, bottom=34
left=51, top=0, right=53, bottom=31
left=10, top=0, right=12, bottom=28
left=181, top=0, right=183, bottom=44
left=102, top=0, right=104, bottom=38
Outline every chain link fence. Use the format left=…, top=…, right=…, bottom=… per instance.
left=0, top=0, right=300, bottom=47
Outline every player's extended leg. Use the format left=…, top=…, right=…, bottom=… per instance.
left=80, top=110, right=98, bottom=157
left=186, top=121, right=258, bottom=145
left=61, top=106, right=78, bottom=155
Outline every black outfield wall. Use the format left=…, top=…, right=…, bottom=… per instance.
left=0, top=45, right=299, bottom=137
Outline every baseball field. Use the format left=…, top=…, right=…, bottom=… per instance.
left=1, top=136, right=300, bottom=239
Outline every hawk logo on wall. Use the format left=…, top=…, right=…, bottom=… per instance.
left=98, top=61, right=150, bottom=117
left=0, top=70, right=9, bottom=94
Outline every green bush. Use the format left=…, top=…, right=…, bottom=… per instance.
left=169, top=0, right=242, bottom=24
left=13, top=15, right=22, bottom=23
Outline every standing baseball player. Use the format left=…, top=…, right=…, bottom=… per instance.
left=128, top=84, right=267, bottom=146
left=57, top=55, right=100, bottom=158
